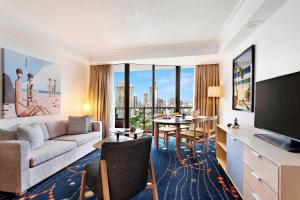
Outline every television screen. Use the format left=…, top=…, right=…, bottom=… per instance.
left=255, top=71, right=300, bottom=141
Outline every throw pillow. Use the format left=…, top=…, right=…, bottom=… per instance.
left=68, top=116, right=89, bottom=134
left=31, top=123, right=50, bottom=141
left=17, top=124, right=44, bottom=151
left=87, top=116, right=93, bottom=132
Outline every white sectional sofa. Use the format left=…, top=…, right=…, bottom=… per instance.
left=0, top=120, right=102, bottom=195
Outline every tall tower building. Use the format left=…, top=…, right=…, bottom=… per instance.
left=149, top=81, right=158, bottom=106
left=169, top=97, right=176, bottom=107
left=130, top=84, right=134, bottom=107
left=115, top=82, right=125, bottom=107
left=133, top=95, right=138, bottom=108
left=143, top=92, right=149, bottom=107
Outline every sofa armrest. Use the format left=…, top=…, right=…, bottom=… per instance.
left=0, top=140, right=30, bottom=194
left=92, top=121, right=103, bottom=133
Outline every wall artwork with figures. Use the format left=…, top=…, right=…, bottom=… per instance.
left=1, top=48, right=61, bottom=119
left=232, top=45, right=255, bottom=112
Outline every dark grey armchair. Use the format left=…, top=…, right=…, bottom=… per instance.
left=80, top=136, right=158, bottom=200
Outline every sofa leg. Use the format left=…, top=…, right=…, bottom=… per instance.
left=16, top=190, right=27, bottom=196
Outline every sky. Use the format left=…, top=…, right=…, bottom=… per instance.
left=114, top=67, right=194, bottom=102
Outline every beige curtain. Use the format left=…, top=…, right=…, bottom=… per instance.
left=194, top=64, right=220, bottom=120
left=88, top=65, right=112, bottom=138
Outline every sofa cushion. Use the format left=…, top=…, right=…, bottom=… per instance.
left=17, top=124, right=44, bottom=151
left=68, top=116, right=89, bottom=134
left=45, top=120, right=68, bottom=139
left=30, top=140, right=77, bottom=167
left=52, top=132, right=100, bottom=146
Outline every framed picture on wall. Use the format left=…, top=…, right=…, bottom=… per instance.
left=232, top=45, right=255, bottom=112
left=1, top=48, right=61, bottom=119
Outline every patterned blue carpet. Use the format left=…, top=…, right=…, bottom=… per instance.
left=0, top=138, right=241, bottom=200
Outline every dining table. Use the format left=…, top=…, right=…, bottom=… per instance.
left=153, top=116, right=207, bottom=160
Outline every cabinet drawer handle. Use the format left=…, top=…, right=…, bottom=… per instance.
left=231, top=136, right=236, bottom=141
left=251, top=171, right=262, bottom=182
left=251, top=150, right=262, bottom=158
left=251, top=192, right=260, bottom=200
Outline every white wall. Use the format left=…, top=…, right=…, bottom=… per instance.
left=219, top=0, right=300, bottom=128
left=0, top=32, right=89, bottom=128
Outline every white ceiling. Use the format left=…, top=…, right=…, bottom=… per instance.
left=3, top=0, right=239, bottom=54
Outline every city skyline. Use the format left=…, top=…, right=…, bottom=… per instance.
left=114, top=67, right=194, bottom=107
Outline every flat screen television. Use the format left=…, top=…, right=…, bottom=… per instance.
left=254, top=71, right=300, bottom=152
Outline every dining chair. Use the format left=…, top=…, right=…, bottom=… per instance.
left=154, top=113, right=179, bottom=149
left=194, top=115, right=218, bottom=140
left=80, top=136, right=158, bottom=200
left=179, top=117, right=209, bottom=158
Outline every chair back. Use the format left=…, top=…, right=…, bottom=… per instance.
left=192, top=110, right=200, bottom=117
left=153, top=112, right=179, bottom=119
left=115, top=119, right=125, bottom=128
left=192, top=117, right=208, bottom=137
left=101, top=136, right=152, bottom=200
left=206, top=115, right=218, bottom=132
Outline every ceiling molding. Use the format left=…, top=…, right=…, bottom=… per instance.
left=0, top=0, right=89, bottom=62
left=219, top=0, right=287, bottom=50
left=0, top=0, right=288, bottom=64
left=89, top=41, right=219, bottom=63
left=218, top=0, right=247, bottom=39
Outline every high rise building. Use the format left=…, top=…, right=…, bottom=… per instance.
left=115, top=82, right=125, bottom=107
left=116, top=82, right=135, bottom=107
left=143, top=92, right=149, bottom=107
left=133, top=95, right=138, bottom=108
left=169, top=97, right=176, bottom=107
left=130, top=84, right=134, bottom=107
left=149, top=81, right=158, bottom=106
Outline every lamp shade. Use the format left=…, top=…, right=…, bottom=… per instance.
left=208, top=86, right=223, bottom=97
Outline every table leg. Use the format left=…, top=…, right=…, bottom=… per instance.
left=176, top=125, right=181, bottom=160
left=155, top=122, right=159, bottom=150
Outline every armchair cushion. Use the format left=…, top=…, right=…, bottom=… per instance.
left=30, top=140, right=77, bottom=167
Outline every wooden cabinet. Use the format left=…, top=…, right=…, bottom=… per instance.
left=243, top=163, right=277, bottom=200
left=216, top=127, right=227, bottom=170
left=227, top=133, right=244, bottom=194
left=216, top=125, right=300, bottom=200
left=244, top=145, right=279, bottom=193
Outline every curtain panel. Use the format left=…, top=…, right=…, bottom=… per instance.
left=88, top=65, right=112, bottom=138
left=194, top=64, right=220, bottom=120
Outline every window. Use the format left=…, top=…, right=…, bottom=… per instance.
left=154, top=65, right=176, bottom=115
left=129, top=64, right=153, bottom=131
left=113, top=64, right=195, bottom=130
left=114, top=64, right=125, bottom=120
left=180, top=66, right=194, bottom=115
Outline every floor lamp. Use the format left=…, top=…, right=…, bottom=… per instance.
left=207, top=86, right=223, bottom=118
